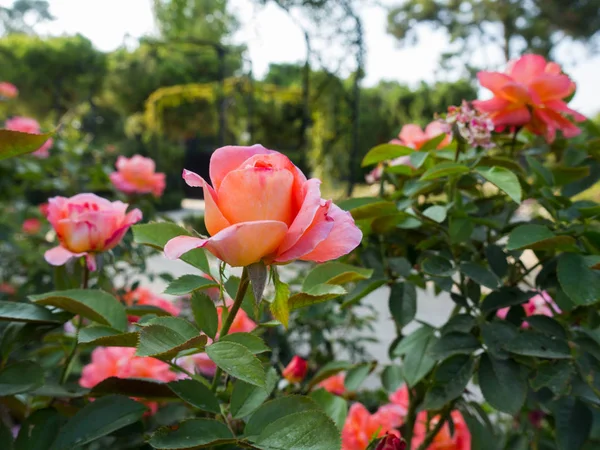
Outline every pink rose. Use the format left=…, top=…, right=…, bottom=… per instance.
left=164, top=145, right=362, bottom=267
left=497, top=290, right=561, bottom=327
left=110, top=155, right=166, bottom=197
left=44, top=193, right=142, bottom=271
left=412, top=411, right=471, bottom=450
left=22, top=218, right=41, bottom=235
left=283, top=356, right=308, bottom=383
left=123, top=287, right=181, bottom=322
left=392, top=122, right=452, bottom=150
left=342, top=403, right=401, bottom=450
left=317, top=373, right=346, bottom=395
left=0, top=82, right=18, bottom=99
left=4, top=117, right=53, bottom=158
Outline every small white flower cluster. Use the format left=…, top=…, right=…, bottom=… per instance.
left=444, top=100, right=495, bottom=149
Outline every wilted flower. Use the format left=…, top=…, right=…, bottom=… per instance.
left=444, top=101, right=495, bottom=149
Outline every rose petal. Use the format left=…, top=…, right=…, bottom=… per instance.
left=166, top=221, right=288, bottom=267
left=477, top=71, right=513, bottom=94
left=300, top=204, right=362, bottom=263
left=491, top=106, right=531, bottom=127
left=218, top=167, right=295, bottom=226
left=473, top=97, right=510, bottom=113
left=209, top=144, right=273, bottom=190
left=508, top=54, right=547, bottom=84
left=44, top=246, right=86, bottom=266
left=182, top=169, right=230, bottom=235
left=398, top=124, right=426, bottom=149
left=530, top=74, right=574, bottom=102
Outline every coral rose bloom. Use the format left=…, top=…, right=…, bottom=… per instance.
left=165, top=145, right=362, bottom=267
left=44, top=193, right=142, bottom=270
left=342, top=403, right=401, bottom=450
left=123, top=287, right=180, bottom=322
left=282, top=356, right=308, bottom=383
left=110, top=155, right=166, bottom=197
left=5, top=116, right=53, bottom=158
left=390, top=122, right=451, bottom=150
left=0, top=82, right=18, bottom=99
left=317, top=373, right=346, bottom=395
left=412, top=411, right=471, bottom=450
left=473, top=54, right=585, bottom=143
left=22, top=218, right=42, bottom=235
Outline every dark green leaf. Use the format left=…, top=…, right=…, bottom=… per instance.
left=0, top=361, right=44, bottom=396
left=420, top=162, right=469, bottom=181
left=15, top=408, right=64, bottom=450
left=288, top=284, right=346, bottom=311
left=381, top=366, right=404, bottom=393
left=554, top=398, right=592, bottom=450
left=526, top=315, right=567, bottom=339
left=137, top=317, right=207, bottom=360
left=220, top=333, right=270, bottom=354
left=526, top=156, right=554, bottom=185
left=423, top=205, right=447, bottom=223
left=0, top=129, right=54, bottom=161
left=441, top=315, right=476, bottom=335
left=507, top=225, right=575, bottom=251
left=449, top=217, right=474, bottom=244
left=190, top=292, right=218, bottom=339
left=422, top=255, right=455, bottom=276
left=481, top=321, right=519, bottom=360
left=348, top=200, right=398, bottom=220
left=206, top=341, right=265, bottom=387
left=504, top=331, right=571, bottom=359
left=91, top=377, right=175, bottom=399
left=167, top=379, right=220, bottom=413
left=344, top=363, right=372, bottom=392
left=428, top=332, right=479, bottom=359
left=481, top=288, right=532, bottom=315
left=245, top=396, right=320, bottom=437
left=531, top=360, right=573, bottom=395
left=0, top=301, right=64, bottom=324
left=422, top=355, right=474, bottom=410
left=302, top=262, right=373, bottom=291
left=164, top=275, right=218, bottom=296
left=388, top=257, right=412, bottom=276
left=310, top=389, right=348, bottom=431
left=270, top=272, right=291, bottom=328
left=558, top=253, right=600, bottom=305
left=230, top=368, right=278, bottom=419
left=460, top=262, right=500, bottom=289
left=389, top=282, right=417, bottom=327
left=486, top=245, right=508, bottom=278
left=126, top=304, right=174, bottom=318
left=51, top=396, right=146, bottom=450
left=421, top=133, right=449, bottom=151
left=478, top=354, right=526, bottom=414
left=410, top=151, right=429, bottom=168
left=476, top=166, right=522, bottom=203
left=362, top=143, right=413, bottom=167
left=394, top=326, right=437, bottom=387
left=132, top=223, right=210, bottom=274
left=29, top=289, right=127, bottom=331
left=147, top=419, right=234, bottom=449
left=341, top=278, right=386, bottom=309
left=78, top=325, right=138, bottom=347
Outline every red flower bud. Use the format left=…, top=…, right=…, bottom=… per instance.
left=375, top=433, right=406, bottom=450
left=282, top=356, right=308, bottom=383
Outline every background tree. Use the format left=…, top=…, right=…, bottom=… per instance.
left=0, top=0, right=53, bottom=35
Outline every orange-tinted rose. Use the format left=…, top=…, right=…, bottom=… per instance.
left=282, top=356, right=308, bottom=383
left=110, top=155, right=166, bottom=197
left=412, top=411, right=471, bottom=450
left=318, top=373, right=346, bottom=395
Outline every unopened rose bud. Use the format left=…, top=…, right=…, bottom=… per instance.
left=375, top=433, right=406, bottom=450
left=282, top=356, right=308, bottom=383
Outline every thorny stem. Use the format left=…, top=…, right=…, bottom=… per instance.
left=404, top=388, right=418, bottom=449
left=210, top=267, right=250, bottom=392
left=415, top=408, right=452, bottom=450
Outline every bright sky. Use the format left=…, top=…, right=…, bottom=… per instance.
left=3, top=0, right=600, bottom=115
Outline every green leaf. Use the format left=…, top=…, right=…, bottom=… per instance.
left=507, top=225, right=575, bottom=251
left=558, top=253, right=600, bottom=305
left=341, top=277, right=387, bottom=309
left=381, top=366, right=404, bottom=393
left=302, top=262, right=373, bottom=291
left=126, top=304, right=174, bottom=318
left=410, top=151, right=429, bottom=168
left=167, top=379, right=220, bottom=413
left=206, top=341, right=265, bottom=387
left=310, top=389, right=348, bottom=431
left=147, top=419, right=234, bottom=449
left=344, top=363, right=373, bottom=392
left=393, top=326, right=437, bottom=387
left=526, top=156, right=554, bottom=185
left=504, top=331, right=571, bottom=359
left=422, top=355, right=474, bottom=410
left=441, top=315, right=476, bottom=335
left=530, top=360, right=573, bottom=395
left=422, top=255, right=455, bottom=276
left=481, top=322, right=519, bottom=360
left=190, top=292, right=218, bottom=339
left=230, top=368, right=278, bottom=419
left=308, top=361, right=352, bottom=388
left=485, top=245, right=508, bottom=279
left=476, top=166, right=522, bottom=203
left=348, top=200, right=398, bottom=220
left=14, top=408, right=64, bottom=450
left=423, top=205, right=447, bottom=223
left=361, top=143, right=413, bottom=167
left=428, top=332, right=480, bottom=359
left=0, top=361, right=44, bottom=396
left=0, top=420, right=13, bottom=450
left=449, top=217, right=474, bottom=244
left=388, top=257, right=412, bottom=276
left=420, top=162, right=469, bottom=181
left=481, top=288, right=532, bottom=315
left=51, top=395, right=146, bottom=450
left=220, top=333, right=270, bottom=354
left=91, top=377, right=175, bottom=399
left=271, top=272, right=291, bottom=328
left=0, top=301, right=65, bottom=324
left=526, top=315, right=567, bottom=339
left=132, top=223, right=210, bottom=274
left=164, top=275, right=218, bottom=296
left=0, top=129, right=54, bottom=161
left=459, top=262, right=500, bottom=289
left=78, top=325, right=138, bottom=347
left=252, top=410, right=341, bottom=450
left=29, top=289, right=127, bottom=331
left=421, top=133, right=448, bottom=151
left=554, top=398, right=592, bottom=450
left=137, top=317, right=207, bottom=359
left=245, top=396, right=320, bottom=437
left=478, top=354, right=526, bottom=414
left=288, top=284, right=346, bottom=311
left=389, top=282, right=417, bottom=327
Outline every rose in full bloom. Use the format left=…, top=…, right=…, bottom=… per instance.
left=342, top=403, right=401, bottom=450
left=497, top=290, right=560, bottom=327
left=412, top=411, right=471, bottom=450
left=0, top=82, right=18, bottom=99
left=282, top=356, right=308, bottom=383
left=366, top=122, right=451, bottom=184
left=4, top=117, right=53, bottom=158
left=44, top=193, right=142, bottom=271
left=164, top=145, right=362, bottom=267
left=375, top=434, right=406, bottom=450
left=123, top=287, right=181, bottom=322
left=317, top=373, right=346, bottom=395
left=110, top=155, right=166, bottom=197
left=80, top=347, right=177, bottom=414
left=22, top=218, right=42, bottom=235
left=473, top=54, right=586, bottom=143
